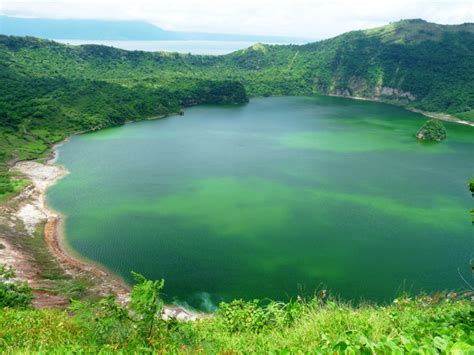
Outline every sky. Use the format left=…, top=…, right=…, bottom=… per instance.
left=1, top=0, right=473, bottom=38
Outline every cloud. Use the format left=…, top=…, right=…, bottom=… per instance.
left=1, top=0, right=473, bottom=38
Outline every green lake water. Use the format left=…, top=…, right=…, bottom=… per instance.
left=48, top=96, right=473, bottom=311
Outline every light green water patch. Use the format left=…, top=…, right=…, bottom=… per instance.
left=141, top=177, right=468, bottom=236
left=309, top=190, right=467, bottom=232
left=142, top=177, right=292, bottom=239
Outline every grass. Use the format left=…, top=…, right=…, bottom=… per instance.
left=0, top=294, right=472, bottom=353
left=0, top=175, right=28, bottom=202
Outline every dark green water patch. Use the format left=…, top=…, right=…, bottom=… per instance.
left=48, top=96, right=473, bottom=311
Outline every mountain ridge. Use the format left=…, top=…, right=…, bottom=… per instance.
left=0, top=15, right=310, bottom=43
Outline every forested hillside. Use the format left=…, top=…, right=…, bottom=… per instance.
left=220, top=19, right=474, bottom=118
left=0, top=19, right=473, bottom=196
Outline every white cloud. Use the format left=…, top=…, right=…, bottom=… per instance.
left=1, top=0, right=473, bottom=38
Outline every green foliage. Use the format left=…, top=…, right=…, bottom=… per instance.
left=215, top=299, right=306, bottom=334
left=70, top=296, right=132, bottom=346
left=0, top=264, right=33, bottom=309
left=0, top=290, right=472, bottom=353
left=416, top=119, right=447, bottom=141
left=215, top=299, right=268, bottom=333
left=66, top=272, right=165, bottom=348
left=0, top=172, right=14, bottom=195
left=0, top=171, right=27, bottom=201
left=129, top=272, right=165, bottom=341
left=0, top=267, right=473, bottom=352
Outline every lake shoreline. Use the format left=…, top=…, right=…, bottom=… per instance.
left=12, top=157, right=132, bottom=300
left=1, top=110, right=200, bottom=318
left=9, top=156, right=201, bottom=319
left=327, top=94, right=474, bottom=127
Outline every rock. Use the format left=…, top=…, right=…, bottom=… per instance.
left=162, top=306, right=200, bottom=321
left=375, top=86, right=416, bottom=101
left=416, top=119, right=447, bottom=141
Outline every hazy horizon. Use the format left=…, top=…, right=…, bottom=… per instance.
left=1, top=0, right=473, bottom=39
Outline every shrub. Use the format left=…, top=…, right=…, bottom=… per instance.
left=70, top=296, right=132, bottom=346
left=0, top=264, right=33, bottom=309
left=215, top=299, right=268, bottom=333
left=128, top=272, right=165, bottom=342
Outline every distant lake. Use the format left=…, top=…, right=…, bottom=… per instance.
left=54, top=39, right=278, bottom=54
left=48, top=96, right=473, bottom=311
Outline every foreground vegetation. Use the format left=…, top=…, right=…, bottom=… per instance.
left=1, top=266, right=472, bottom=353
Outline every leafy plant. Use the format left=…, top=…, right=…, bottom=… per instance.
left=215, top=299, right=268, bottom=333
left=1, top=280, right=473, bottom=352
left=128, top=272, right=165, bottom=341
left=0, top=264, right=33, bottom=309
left=70, top=296, right=131, bottom=345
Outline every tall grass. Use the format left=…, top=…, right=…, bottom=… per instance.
left=0, top=293, right=472, bottom=353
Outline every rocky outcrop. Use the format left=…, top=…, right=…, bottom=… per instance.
left=333, top=88, right=351, bottom=97
left=322, top=77, right=416, bottom=103
left=331, top=85, right=415, bottom=101
left=375, top=86, right=416, bottom=101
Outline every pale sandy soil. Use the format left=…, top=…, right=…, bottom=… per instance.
left=13, top=161, right=67, bottom=236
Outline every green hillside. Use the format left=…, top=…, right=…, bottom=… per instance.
left=1, top=19, right=473, bottom=197
left=221, top=19, right=474, bottom=117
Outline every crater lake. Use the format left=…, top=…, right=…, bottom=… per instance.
left=47, top=96, right=473, bottom=311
